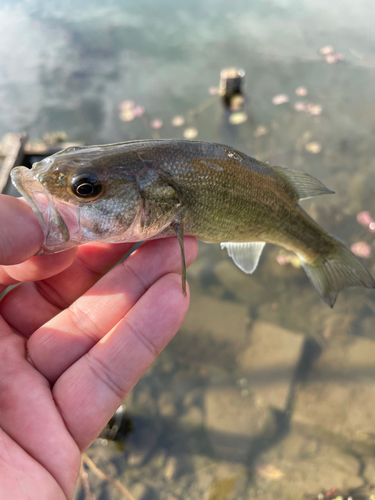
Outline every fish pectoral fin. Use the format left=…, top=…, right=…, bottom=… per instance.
left=172, top=220, right=187, bottom=296
left=220, top=242, right=266, bottom=274
left=271, top=166, right=334, bottom=201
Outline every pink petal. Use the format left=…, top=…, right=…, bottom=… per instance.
left=351, top=241, right=371, bottom=258
left=133, top=105, right=145, bottom=117
left=119, top=100, right=135, bottom=111
left=306, top=104, right=323, bottom=116
left=325, top=54, right=337, bottom=64
left=276, top=255, right=288, bottom=265
left=150, top=119, right=163, bottom=129
left=294, top=101, right=307, bottom=112
left=356, top=211, right=374, bottom=226
left=295, top=86, right=308, bottom=96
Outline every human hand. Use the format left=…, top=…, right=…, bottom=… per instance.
left=0, top=194, right=198, bottom=500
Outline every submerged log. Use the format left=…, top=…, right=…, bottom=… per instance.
left=219, top=67, right=246, bottom=108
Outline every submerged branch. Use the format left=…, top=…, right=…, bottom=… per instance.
left=82, top=452, right=137, bottom=500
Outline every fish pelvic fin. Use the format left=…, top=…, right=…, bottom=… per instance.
left=298, top=239, right=375, bottom=307
left=271, top=166, right=334, bottom=201
left=172, top=220, right=187, bottom=296
left=221, top=241, right=266, bottom=274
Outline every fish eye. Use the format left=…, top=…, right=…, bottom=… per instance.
left=71, top=173, right=103, bottom=199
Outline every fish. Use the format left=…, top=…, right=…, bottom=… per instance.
left=11, top=139, right=374, bottom=307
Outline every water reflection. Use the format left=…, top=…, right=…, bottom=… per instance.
left=1, top=0, right=375, bottom=498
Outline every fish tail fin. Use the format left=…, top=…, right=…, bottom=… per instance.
left=297, top=238, right=375, bottom=307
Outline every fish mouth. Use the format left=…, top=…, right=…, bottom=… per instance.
left=11, top=166, right=79, bottom=254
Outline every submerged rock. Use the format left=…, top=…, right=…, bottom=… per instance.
left=179, top=406, right=204, bottom=428
left=158, top=391, right=177, bottom=418
left=130, top=482, right=151, bottom=500
left=183, top=292, right=250, bottom=344
left=293, top=336, right=375, bottom=445
left=238, top=320, right=305, bottom=410
left=214, top=259, right=267, bottom=305
left=204, top=387, right=277, bottom=461
left=164, top=456, right=179, bottom=481
left=253, top=431, right=363, bottom=498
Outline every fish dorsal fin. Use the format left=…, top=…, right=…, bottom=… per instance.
left=271, top=166, right=334, bottom=201
left=220, top=242, right=266, bottom=274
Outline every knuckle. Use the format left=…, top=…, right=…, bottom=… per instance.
left=85, top=352, right=124, bottom=400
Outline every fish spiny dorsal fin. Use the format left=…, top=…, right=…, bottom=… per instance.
left=271, top=166, right=334, bottom=201
left=220, top=242, right=266, bottom=274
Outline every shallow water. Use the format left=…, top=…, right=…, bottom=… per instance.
left=1, top=0, right=375, bottom=498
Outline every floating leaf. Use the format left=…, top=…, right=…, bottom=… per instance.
left=119, top=100, right=145, bottom=121
left=319, top=45, right=334, bottom=55
left=229, top=112, right=248, bottom=125
left=305, top=141, right=322, bottom=153
left=272, top=94, right=289, bottom=105
left=295, top=86, right=308, bottom=96
left=294, top=102, right=307, bottom=112
left=306, top=103, right=323, bottom=115
left=254, top=125, right=268, bottom=137
left=183, top=127, right=198, bottom=139
left=257, top=464, right=284, bottom=480
left=171, top=116, right=185, bottom=127
left=229, top=95, right=245, bottom=111
left=120, top=109, right=135, bottom=122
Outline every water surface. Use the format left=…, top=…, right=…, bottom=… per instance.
left=1, top=0, right=375, bottom=498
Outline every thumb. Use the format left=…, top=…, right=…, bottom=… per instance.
left=0, top=195, right=43, bottom=265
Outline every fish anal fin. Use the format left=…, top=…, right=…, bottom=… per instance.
left=220, top=242, right=266, bottom=274
left=271, top=166, right=334, bottom=201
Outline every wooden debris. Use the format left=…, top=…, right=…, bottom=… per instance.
left=82, top=453, right=137, bottom=500
left=0, top=133, right=27, bottom=194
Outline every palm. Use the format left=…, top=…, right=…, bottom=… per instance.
left=0, top=195, right=197, bottom=499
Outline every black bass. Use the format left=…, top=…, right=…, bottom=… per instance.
left=11, top=140, right=374, bottom=307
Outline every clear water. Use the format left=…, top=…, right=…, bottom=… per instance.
left=1, top=0, right=375, bottom=498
